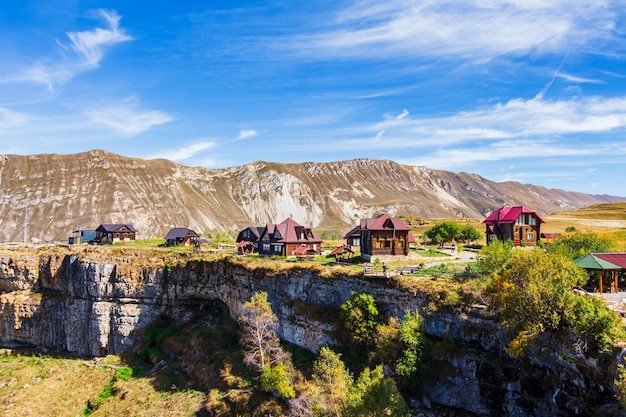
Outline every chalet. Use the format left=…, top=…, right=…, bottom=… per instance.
left=164, top=227, right=199, bottom=246
left=345, top=213, right=414, bottom=261
left=237, top=218, right=322, bottom=257
left=94, top=224, right=136, bottom=244
left=483, top=206, right=544, bottom=246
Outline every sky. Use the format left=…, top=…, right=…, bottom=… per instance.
left=1, top=1, right=626, bottom=196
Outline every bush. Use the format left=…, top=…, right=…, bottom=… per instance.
left=259, top=364, right=296, bottom=399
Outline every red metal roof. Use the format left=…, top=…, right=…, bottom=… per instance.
left=360, top=213, right=410, bottom=231
left=264, top=218, right=322, bottom=244
left=593, top=253, right=626, bottom=268
left=331, top=245, right=354, bottom=255
left=483, top=206, right=545, bottom=224
left=293, top=244, right=311, bottom=255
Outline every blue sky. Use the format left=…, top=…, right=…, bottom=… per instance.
left=2, top=1, right=626, bottom=197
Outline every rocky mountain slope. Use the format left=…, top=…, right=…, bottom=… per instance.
left=0, top=150, right=622, bottom=242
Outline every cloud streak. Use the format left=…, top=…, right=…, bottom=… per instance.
left=85, top=98, right=172, bottom=136
left=236, top=129, right=258, bottom=140
left=148, top=141, right=216, bottom=161
left=282, top=1, right=617, bottom=62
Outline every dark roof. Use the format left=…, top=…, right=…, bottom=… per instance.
left=97, top=224, right=136, bottom=232
left=483, top=206, right=545, bottom=225
left=164, top=227, right=199, bottom=239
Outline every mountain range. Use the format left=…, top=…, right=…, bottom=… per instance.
left=0, top=150, right=623, bottom=243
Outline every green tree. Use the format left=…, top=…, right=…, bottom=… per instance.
left=311, top=347, right=353, bottom=417
left=460, top=224, right=482, bottom=243
left=260, top=364, right=296, bottom=399
left=476, top=238, right=513, bottom=275
left=547, top=231, right=612, bottom=259
left=340, top=292, right=380, bottom=346
left=346, top=366, right=409, bottom=417
left=395, top=310, right=424, bottom=378
left=424, top=221, right=462, bottom=244
left=486, top=249, right=623, bottom=357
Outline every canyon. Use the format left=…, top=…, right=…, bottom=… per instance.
left=0, top=246, right=622, bottom=416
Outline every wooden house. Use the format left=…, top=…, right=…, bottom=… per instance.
left=235, top=226, right=265, bottom=254
left=483, top=206, right=544, bottom=246
left=345, top=213, right=413, bottom=260
left=164, top=227, right=199, bottom=246
left=95, top=224, right=136, bottom=244
left=237, top=218, right=322, bottom=257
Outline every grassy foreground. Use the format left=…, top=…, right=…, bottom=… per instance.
left=0, top=352, right=205, bottom=417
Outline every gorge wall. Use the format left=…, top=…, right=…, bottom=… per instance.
left=0, top=247, right=623, bottom=416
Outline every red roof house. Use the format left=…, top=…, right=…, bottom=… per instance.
left=241, top=217, right=322, bottom=257
left=345, top=213, right=412, bottom=260
left=483, top=206, right=544, bottom=246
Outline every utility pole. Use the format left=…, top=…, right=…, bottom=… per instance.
left=23, top=206, right=27, bottom=245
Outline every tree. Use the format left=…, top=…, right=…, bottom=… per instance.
left=238, top=292, right=289, bottom=373
left=460, top=224, right=481, bottom=243
left=476, top=238, right=513, bottom=275
left=311, top=347, right=353, bottom=417
left=547, top=231, right=612, bottom=259
left=486, top=249, right=623, bottom=357
left=340, top=292, right=380, bottom=346
left=395, top=310, right=424, bottom=378
left=346, top=366, right=409, bottom=417
left=260, top=364, right=296, bottom=399
left=423, top=221, right=462, bottom=244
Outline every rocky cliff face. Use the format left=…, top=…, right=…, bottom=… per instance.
left=0, top=247, right=622, bottom=416
left=0, top=150, right=622, bottom=242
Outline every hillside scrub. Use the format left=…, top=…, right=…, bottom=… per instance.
left=483, top=246, right=624, bottom=357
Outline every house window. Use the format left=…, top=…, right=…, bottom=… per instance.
left=353, top=238, right=360, bottom=246
left=274, top=245, right=281, bottom=253
left=384, top=240, right=391, bottom=248
left=527, top=233, right=534, bottom=240
left=244, top=230, right=249, bottom=238
left=263, top=243, right=270, bottom=251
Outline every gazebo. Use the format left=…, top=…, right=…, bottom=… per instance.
left=573, top=253, right=626, bottom=294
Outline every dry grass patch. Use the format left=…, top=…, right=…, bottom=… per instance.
left=0, top=353, right=117, bottom=417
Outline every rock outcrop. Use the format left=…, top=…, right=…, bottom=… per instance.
left=0, top=247, right=622, bottom=416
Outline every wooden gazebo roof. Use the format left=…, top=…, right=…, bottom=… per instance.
left=574, top=253, right=626, bottom=294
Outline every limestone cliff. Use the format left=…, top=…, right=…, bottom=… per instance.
left=0, top=150, right=622, bottom=242
left=0, top=247, right=622, bottom=416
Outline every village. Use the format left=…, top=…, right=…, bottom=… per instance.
left=66, top=205, right=626, bottom=298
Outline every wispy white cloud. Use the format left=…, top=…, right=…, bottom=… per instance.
left=396, top=109, right=409, bottom=120
left=66, top=9, right=133, bottom=67
left=236, top=129, right=258, bottom=140
left=0, top=108, right=32, bottom=129
left=148, top=140, right=216, bottom=161
left=0, top=9, right=131, bottom=92
left=557, top=73, right=603, bottom=84
left=283, top=1, right=617, bottom=61
left=85, top=97, right=172, bottom=136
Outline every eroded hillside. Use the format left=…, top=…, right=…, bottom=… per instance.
left=0, top=150, right=622, bottom=242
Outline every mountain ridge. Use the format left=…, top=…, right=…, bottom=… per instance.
left=0, top=149, right=623, bottom=242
